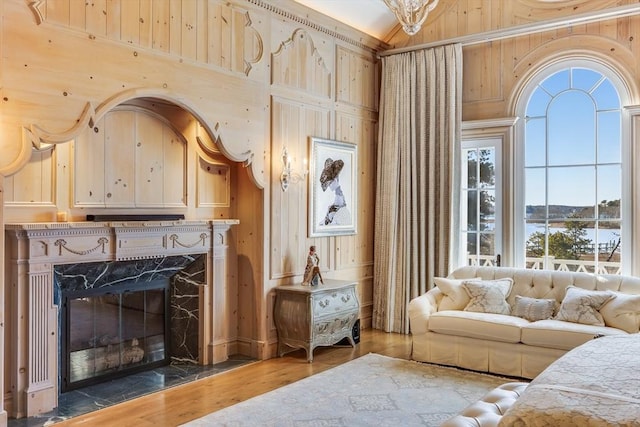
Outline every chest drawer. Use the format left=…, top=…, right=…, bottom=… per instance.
left=312, top=287, right=358, bottom=317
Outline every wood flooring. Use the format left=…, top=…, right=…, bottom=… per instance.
left=55, top=329, right=412, bottom=427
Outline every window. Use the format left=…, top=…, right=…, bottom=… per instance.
left=521, top=66, right=624, bottom=274
left=460, top=138, right=502, bottom=266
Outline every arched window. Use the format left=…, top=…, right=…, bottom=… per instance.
left=517, top=63, right=627, bottom=274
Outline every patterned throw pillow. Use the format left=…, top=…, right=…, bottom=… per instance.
left=434, top=277, right=479, bottom=311
left=512, top=295, right=556, bottom=322
left=462, top=279, right=513, bottom=315
left=555, top=286, right=613, bottom=326
left=600, top=292, right=640, bottom=333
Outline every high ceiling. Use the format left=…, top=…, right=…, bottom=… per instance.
left=293, top=0, right=399, bottom=40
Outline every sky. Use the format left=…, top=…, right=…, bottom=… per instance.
left=524, top=67, right=622, bottom=208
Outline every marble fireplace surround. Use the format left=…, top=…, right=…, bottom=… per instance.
left=4, top=219, right=238, bottom=419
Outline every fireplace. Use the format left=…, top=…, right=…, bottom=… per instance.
left=4, top=219, right=238, bottom=418
left=61, top=279, right=169, bottom=391
left=56, top=254, right=205, bottom=391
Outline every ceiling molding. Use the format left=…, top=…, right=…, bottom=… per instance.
left=248, top=0, right=389, bottom=53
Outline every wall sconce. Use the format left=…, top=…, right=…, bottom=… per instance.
left=280, top=147, right=308, bottom=192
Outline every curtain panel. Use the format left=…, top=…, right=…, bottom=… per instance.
left=373, top=44, right=462, bottom=334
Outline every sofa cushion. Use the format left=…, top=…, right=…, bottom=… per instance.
left=600, top=292, right=640, bottom=333
left=512, top=296, right=556, bottom=322
left=521, top=319, right=626, bottom=351
left=428, top=310, right=528, bottom=343
left=555, top=286, right=613, bottom=326
left=463, top=279, right=513, bottom=315
left=434, top=277, right=479, bottom=311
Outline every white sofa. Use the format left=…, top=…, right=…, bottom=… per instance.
left=409, top=266, right=640, bottom=379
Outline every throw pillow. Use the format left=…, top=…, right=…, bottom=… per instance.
left=434, top=277, right=479, bottom=311
left=462, top=279, right=513, bottom=315
left=512, top=295, right=556, bottom=322
left=600, top=292, right=640, bottom=333
left=555, top=286, right=613, bottom=326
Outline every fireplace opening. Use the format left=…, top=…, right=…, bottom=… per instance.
left=54, top=254, right=205, bottom=394
left=61, top=280, right=170, bottom=392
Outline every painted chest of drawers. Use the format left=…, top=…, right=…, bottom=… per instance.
left=274, top=280, right=359, bottom=362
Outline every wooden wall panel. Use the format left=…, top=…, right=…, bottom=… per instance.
left=336, top=46, right=378, bottom=110
left=463, top=42, right=503, bottom=104
left=207, top=4, right=263, bottom=75
left=135, top=112, right=166, bottom=206
left=270, top=99, right=298, bottom=278
left=270, top=96, right=331, bottom=279
left=68, top=0, right=85, bottom=29
left=151, top=0, right=170, bottom=52
left=304, top=109, right=333, bottom=273
left=74, top=123, right=106, bottom=207
left=119, top=0, right=138, bottom=45
left=139, top=0, right=153, bottom=48
left=3, top=150, right=55, bottom=206
left=33, top=0, right=264, bottom=77
left=234, top=162, right=262, bottom=350
left=86, top=0, right=107, bottom=37
left=163, top=127, right=187, bottom=207
left=271, top=29, right=332, bottom=98
left=104, top=111, right=136, bottom=207
left=197, top=158, right=230, bottom=208
left=453, top=1, right=502, bottom=104
left=169, top=0, right=182, bottom=56
left=181, top=0, right=198, bottom=61
left=210, top=2, right=231, bottom=70
left=333, top=108, right=376, bottom=329
left=335, top=111, right=376, bottom=271
left=195, top=0, right=208, bottom=63
left=44, top=1, right=69, bottom=24
left=232, top=8, right=247, bottom=73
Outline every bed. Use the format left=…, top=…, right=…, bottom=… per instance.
left=499, top=334, right=640, bottom=426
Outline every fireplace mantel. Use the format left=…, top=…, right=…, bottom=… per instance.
left=6, top=219, right=239, bottom=262
left=4, top=219, right=239, bottom=418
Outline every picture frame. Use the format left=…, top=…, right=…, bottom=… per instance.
left=308, top=137, right=357, bottom=237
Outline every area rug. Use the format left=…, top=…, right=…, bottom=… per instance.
left=181, top=353, right=514, bottom=427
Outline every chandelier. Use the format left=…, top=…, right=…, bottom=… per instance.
left=383, top=0, right=440, bottom=36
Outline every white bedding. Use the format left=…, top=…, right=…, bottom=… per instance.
left=499, top=334, right=640, bottom=426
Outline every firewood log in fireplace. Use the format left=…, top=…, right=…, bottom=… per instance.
left=93, top=338, right=145, bottom=371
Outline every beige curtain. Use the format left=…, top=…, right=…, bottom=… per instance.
left=373, top=44, right=462, bottom=334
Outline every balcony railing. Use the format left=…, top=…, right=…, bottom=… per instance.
left=467, top=255, right=621, bottom=275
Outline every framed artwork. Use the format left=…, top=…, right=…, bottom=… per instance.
left=308, top=137, right=357, bottom=237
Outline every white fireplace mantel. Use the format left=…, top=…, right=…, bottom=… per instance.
left=4, top=219, right=239, bottom=418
